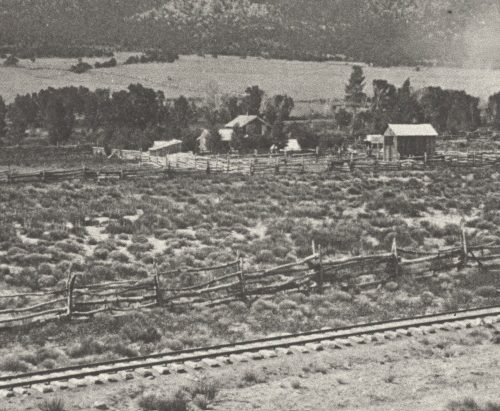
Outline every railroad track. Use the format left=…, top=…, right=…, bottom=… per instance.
left=2, top=305, right=500, bottom=397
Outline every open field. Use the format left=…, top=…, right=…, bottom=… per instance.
left=1, top=54, right=499, bottom=110
left=1, top=163, right=500, bottom=376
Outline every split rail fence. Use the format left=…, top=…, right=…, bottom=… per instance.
left=2, top=228, right=499, bottom=330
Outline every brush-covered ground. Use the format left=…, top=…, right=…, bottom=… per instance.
left=1, top=165, right=500, bottom=376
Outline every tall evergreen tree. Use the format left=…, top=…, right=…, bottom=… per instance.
left=345, top=65, right=366, bottom=106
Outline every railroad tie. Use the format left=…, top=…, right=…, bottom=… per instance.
left=33, top=384, right=54, bottom=393
left=13, top=387, right=28, bottom=395
left=184, top=361, right=204, bottom=370
left=201, top=358, right=220, bottom=368
left=275, top=347, right=294, bottom=355
left=290, top=345, right=310, bottom=353
left=152, top=365, right=170, bottom=375
left=118, top=371, right=134, bottom=380
left=229, top=354, right=249, bottom=363
left=169, top=363, right=187, bottom=373
left=135, top=368, right=154, bottom=378
left=320, top=340, right=342, bottom=349
left=259, top=349, right=278, bottom=358
left=304, top=342, right=324, bottom=351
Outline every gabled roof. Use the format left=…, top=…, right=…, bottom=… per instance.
left=149, top=139, right=182, bottom=150
left=366, top=134, right=384, bottom=144
left=385, top=124, right=438, bottom=137
left=284, top=139, right=301, bottom=151
left=224, top=115, right=270, bottom=128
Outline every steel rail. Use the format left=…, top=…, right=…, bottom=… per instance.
left=1, top=304, right=499, bottom=390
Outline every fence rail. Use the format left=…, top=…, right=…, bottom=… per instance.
left=1, top=226, right=498, bottom=330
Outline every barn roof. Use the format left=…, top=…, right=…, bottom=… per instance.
left=385, top=124, right=438, bottom=137
left=224, top=115, right=270, bottom=128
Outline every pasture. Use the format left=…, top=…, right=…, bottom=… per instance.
left=1, top=54, right=499, bottom=111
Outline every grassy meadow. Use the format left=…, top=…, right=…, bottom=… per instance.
left=1, top=54, right=499, bottom=111
left=1, top=164, right=500, bottom=373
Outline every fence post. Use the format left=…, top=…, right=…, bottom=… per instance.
left=154, top=273, right=162, bottom=305
left=237, top=254, right=247, bottom=302
left=66, top=274, right=77, bottom=318
left=206, top=159, right=211, bottom=174
left=275, top=157, right=279, bottom=174
left=311, top=239, right=316, bottom=255
left=317, top=244, right=324, bottom=294
left=460, top=218, right=468, bottom=266
left=391, top=237, right=399, bottom=277
left=226, top=155, right=230, bottom=173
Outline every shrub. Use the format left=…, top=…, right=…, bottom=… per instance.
left=138, top=390, right=190, bottom=411
left=475, top=286, right=498, bottom=298
left=38, top=398, right=65, bottom=411
left=109, top=250, right=129, bottom=263
left=188, top=377, right=218, bottom=402
left=67, top=338, right=106, bottom=358
left=120, top=323, right=162, bottom=343
left=0, top=355, right=31, bottom=372
left=94, top=248, right=109, bottom=260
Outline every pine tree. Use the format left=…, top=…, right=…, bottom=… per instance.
left=345, top=65, right=366, bottom=106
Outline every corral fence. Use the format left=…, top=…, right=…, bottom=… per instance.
left=2, top=148, right=500, bottom=186
left=2, top=227, right=499, bottom=330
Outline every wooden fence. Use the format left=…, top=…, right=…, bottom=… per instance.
left=2, top=229, right=498, bottom=330
left=3, top=149, right=500, bottom=186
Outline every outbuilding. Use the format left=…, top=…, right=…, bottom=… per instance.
left=149, top=139, right=183, bottom=156
left=383, top=124, right=438, bottom=161
left=218, top=115, right=271, bottom=143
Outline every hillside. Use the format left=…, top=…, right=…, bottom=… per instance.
left=0, top=0, right=499, bottom=67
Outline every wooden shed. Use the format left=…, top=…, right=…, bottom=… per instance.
left=149, top=139, right=183, bottom=156
left=383, top=124, right=438, bottom=161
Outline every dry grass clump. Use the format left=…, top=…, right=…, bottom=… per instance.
left=138, top=378, right=218, bottom=411
left=445, top=398, right=500, bottom=411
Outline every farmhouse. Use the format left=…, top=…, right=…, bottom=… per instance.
left=149, top=139, right=182, bottom=156
left=383, top=124, right=438, bottom=161
left=218, top=115, right=270, bottom=142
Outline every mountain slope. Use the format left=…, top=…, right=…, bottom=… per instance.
left=0, top=0, right=498, bottom=67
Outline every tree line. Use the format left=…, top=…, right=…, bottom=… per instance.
left=0, top=84, right=295, bottom=152
left=0, top=68, right=498, bottom=153
left=343, top=66, right=491, bottom=137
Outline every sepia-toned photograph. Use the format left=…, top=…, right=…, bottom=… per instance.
left=0, top=1, right=499, bottom=410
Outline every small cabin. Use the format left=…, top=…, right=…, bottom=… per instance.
left=218, top=115, right=270, bottom=143
left=383, top=124, right=438, bottom=161
left=149, top=139, right=182, bottom=156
